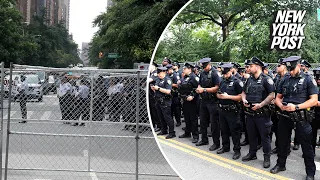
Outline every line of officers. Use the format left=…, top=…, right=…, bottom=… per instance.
left=148, top=56, right=320, bottom=180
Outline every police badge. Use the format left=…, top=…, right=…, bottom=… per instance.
left=267, top=78, right=274, bottom=85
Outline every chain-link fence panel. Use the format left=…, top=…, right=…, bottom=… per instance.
left=2, top=64, right=178, bottom=180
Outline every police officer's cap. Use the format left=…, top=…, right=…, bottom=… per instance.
left=157, top=67, right=167, bottom=72
left=249, top=57, right=264, bottom=67
left=244, top=59, right=251, bottom=66
left=166, top=64, right=173, bottom=69
left=278, top=58, right=285, bottom=64
left=312, top=67, right=320, bottom=75
left=301, top=59, right=311, bottom=68
left=283, top=56, right=301, bottom=69
left=220, top=63, right=233, bottom=74
left=152, top=62, right=158, bottom=67
left=194, top=65, right=200, bottom=70
left=262, top=62, right=269, bottom=69
left=183, top=63, right=194, bottom=69
left=172, top=62, right=180, bottom=68
left=231, top=62, right=241, bottom=68
left=163, top=57, right=171, bottom=64
left=199, top=58, right=211, bottom=67
left=238, top=67, right=245, bottom=73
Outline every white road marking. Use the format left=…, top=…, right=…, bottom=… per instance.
left=90, top=169, right=99, bottom=180
left=83, top=150, right=88, bottom=157
left=34, top=179, right=52, bottom=180
left=40, top=111, right=52, bottom=120
left=315, top=161, right=320, bottom=171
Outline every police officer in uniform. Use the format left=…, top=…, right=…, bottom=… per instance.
left=151, top=67, right=176, bottom=139
left=216, top=63, right=243, bottom=159
left=195, top=58, right=221, bottom=151
left=263, top=63, right=274, bottom=79
left=173, top=62, right=182, bottom=78
left=311, top=67, right=320, bottom=156
left=301, top=59, right=312, bottom=75
left=149, top=62, right=161, bottom=132
left=231, top=62, right=242, bottom=79
left=19, top=75, right=28, bottom=123
left=178, top=63, right=199, bottom=143
left=271, top=56, right=317, bottom=180
left=166, top=64, right=182, bottom=127
left=58, top=76, right=72, bottom=123
left=241, top=57, right=275, bottom=168
left=162, top=57, right=171, bottom=67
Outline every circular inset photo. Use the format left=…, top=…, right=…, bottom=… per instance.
left=149, top=0, right=320, bottom=180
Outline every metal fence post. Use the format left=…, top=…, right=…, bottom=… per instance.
left=4, top=62, right=13, bottom=180
left=0, top=62, right=4, bottom=179
left=88, top=72, right=94, bottom=172
left=135, top=71, right=141, bottom=180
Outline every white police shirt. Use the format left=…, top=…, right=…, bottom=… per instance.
left=78, top=85, right=89, bottom=99
left=19, top=81, right=29, bottom=94
left=58, top=82, right=72, bottom=97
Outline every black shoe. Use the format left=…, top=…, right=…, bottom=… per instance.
left=157, top=132, right=168, bottom=136
left=257, top=144, right=262, bottom=150
left=178, top=133, right=191, bottom=138
left=79, top=123, right=85, bottom=126
left=176, top=122, right=181, bottom=127
left=240, top=140, right=249, bottom=146
left=242, top=153, right=257, bottom=161
left=293, top=144, right=300, bottom=150
left=263, top=155, right=271, bottom=168
left=208, top=134, right=212, bottom=137
left=196, top=141, right=209, bottom=146
left=270, top=165, right=286, bottom=174
left=192, top=138, right=199, bottom=143
left=154, top=127, right=161, bottom=132
left=72, top=123, right=79, bottom=126
left=217, top=148, right=230, bottom=154
left=166, top=134, right=176, bottom=139
left=209, top=144, right=220, bottom=151
left=306, top=175, right=314, bottom=180
left=19, top=121, right=27, bottom=123
left=233, top=152, right=241, bottom=160
left=271, top=147, right=278, bottom=154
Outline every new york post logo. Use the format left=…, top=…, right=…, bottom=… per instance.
left=270, top=10, right=306, bottom=50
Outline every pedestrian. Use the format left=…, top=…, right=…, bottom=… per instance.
left=270, top=56, right=317, bottom=180
left=152, top=66, right=175, bottom=139
left=195, top=58, right=221, bottom=151
left=149, top=62, right=161, bottom=132
left=216, top=63, right=243, bottom=160
left=241, top=57, right=275, bottom=169
left=18, top=75, right=28, bottom=123
left=58, top=76, right=72, bottom=124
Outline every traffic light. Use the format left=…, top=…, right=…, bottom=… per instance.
left=99, top=52, right=103, bottom=58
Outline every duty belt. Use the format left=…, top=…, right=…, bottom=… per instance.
left=218, top=104, right=239, bottom=112
left=277, top=109, right=314, bottom=122
left=244, top=105, right=272, bottom=117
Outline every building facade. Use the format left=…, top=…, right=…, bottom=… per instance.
left=81, top=42, right=90, bottom=66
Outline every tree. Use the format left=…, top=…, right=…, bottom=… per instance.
left=89, top=0, right=189, bottom=68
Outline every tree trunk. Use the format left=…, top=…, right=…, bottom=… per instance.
left=221, top=24, right=230, bottom=61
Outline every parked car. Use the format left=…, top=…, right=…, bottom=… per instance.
left=5, top=74, right=44, bottom=102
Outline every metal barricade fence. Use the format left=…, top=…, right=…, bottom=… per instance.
left=0, top=63, right=178, bottom=180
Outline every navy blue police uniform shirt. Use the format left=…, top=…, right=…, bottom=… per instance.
left=277, top=72, right=318, bottom=104
left=155, top=76, right=172, bottom=99
left=180, top=72, right=199, bottom=96
left=243, top=73, right=275, bottom=104
left=219, top=76, right=243, bottom=105
left=234, top=72, right=241, bottom=79
left=199, top=68, right=221, bottom=89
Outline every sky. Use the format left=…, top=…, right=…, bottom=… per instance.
left=69, top=0, right=108, bottom=50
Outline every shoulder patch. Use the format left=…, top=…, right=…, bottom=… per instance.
left=195, top=77, right=200, bottom=82
left=239, top=81, right=244, bottom=87
left=167, top=79, right=172, bottom=85
left=312, top=79, right=317, bottom=86
left=267, top=78, right=274, bottom=85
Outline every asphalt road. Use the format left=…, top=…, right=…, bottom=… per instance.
left=157, top=118, right=320, bottom=180
left=0, top=95, right=178, bottom=180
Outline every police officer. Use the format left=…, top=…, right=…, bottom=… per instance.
left=241, top=57, right=275, bottom=168
left=149, top=62, right=161, bottom=132
left=178, top=63, right=199, bottom=143
left=216, top=63, right=243, bottom=159
left=73, top=79, right=89, bottom=126
left=173, top=62, right=182, bottom=78
left=263, top=63, right=274, bottom=79
left=312, top=67, right=320, bottom=156
left=271, top=56, right=317, bottom=180
left=162, top=57, right=171, bottom=67
left=152, top=67, right=176, bottom=139
left=270, top=58, right=289, bottom=154
left=58, top=76, right=72, bottom=124
left=231, top=62, right=242, bottom=79
left=166, top=64, right=182, bottom=127
left=301, top=59, right=312, bottom=75
left=195, top=58, right=221, bottom=151
left=19, top=75, right=28, bottom=123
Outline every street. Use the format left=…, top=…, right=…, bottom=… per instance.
left=157, top=120, right=320, bottom=180
left=1, top=94, right=178, bottom=180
